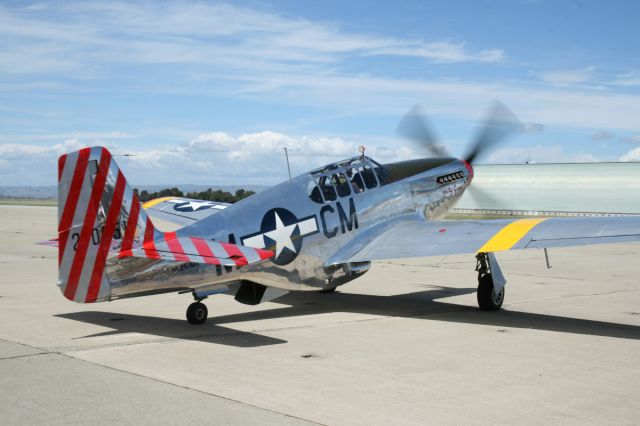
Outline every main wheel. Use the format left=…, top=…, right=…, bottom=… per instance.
left=186, top=302, right=208, bottom=325
left=477, top=273, right=504, bottom=311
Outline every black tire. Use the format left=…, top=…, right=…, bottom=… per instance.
left=186, top=302, right=208, bottom=325
left=477, top=273, right=504, bottom=311
left=319, top=286, right=337, bottom=294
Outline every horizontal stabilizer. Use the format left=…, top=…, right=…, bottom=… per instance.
left=123, top=232, right=273, bottom=266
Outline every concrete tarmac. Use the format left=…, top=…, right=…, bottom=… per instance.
left=1, top=205, right=639, bottom=425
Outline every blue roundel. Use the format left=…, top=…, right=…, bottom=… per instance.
left=240, top=208, right=319, bottom=266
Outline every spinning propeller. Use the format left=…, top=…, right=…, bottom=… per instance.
left=397, top=101, right=523, bottom=205
left=396, top=100, right=522, bottom=165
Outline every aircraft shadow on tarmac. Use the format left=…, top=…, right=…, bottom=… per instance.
left=55, top=311, right=289, bottom=348
left=56, top=285, right=640, bottom=348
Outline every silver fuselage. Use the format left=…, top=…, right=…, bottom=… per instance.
left=107, top=157, right=471, bottom=299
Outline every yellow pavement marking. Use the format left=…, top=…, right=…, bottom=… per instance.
left=142, top=197, right=175, bottom=209
left=477, top=218, right=548, bottom=253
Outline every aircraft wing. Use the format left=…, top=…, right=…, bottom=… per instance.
left=142, top=197, right=231, bottom=226
left=327, top=216, right=640, bottom=264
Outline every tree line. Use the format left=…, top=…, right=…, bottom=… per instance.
left=135, top=187, right=256, bottom=203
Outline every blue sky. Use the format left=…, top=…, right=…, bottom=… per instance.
left=1, top=0, right=640, bottom=186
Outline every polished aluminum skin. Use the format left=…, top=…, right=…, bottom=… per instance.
left=107, top=156, right=472, bottom=299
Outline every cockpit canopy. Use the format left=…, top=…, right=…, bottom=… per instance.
left=307, top=156, right=387, bottom=204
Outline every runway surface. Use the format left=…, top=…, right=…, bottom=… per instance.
left=1, top=205, right=639, bottom=425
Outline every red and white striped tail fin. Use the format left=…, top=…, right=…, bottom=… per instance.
left=58, top=146, right=274, bottom=304
left=58, top=147, right=159, bottom=304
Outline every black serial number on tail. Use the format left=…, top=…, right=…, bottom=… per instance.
left=70, top=222, right=125, bottom=251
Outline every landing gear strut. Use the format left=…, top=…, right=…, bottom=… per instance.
left=475, top=252, right=505, bottom=311
left=186, top=292, right=208, bottom=325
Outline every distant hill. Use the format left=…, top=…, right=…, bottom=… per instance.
left=0, top=184, right=270, bottom=199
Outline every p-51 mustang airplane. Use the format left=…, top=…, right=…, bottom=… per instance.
left=56, top=103, right=640, bottom=324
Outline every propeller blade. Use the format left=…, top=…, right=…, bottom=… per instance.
left=464, top=101, right=522, bottom=164
left=465, top=184, right=505, bottom=211
left=396, top=104, right=450, bottom=158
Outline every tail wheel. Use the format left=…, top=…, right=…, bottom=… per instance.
left=186, top=302, right=208, bottom=325
left=477, top=273, right=504, bottom=311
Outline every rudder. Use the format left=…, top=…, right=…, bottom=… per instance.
left=57, top=147, right=157, bottom=303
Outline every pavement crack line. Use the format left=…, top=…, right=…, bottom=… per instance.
left=58, top=335, right=190, bottom=353
left=60, top=352, right=326, bottom=426
left=0, top=352, right=52, bottom=361
left=0, top=337, right=51, bottom=352
left=0, top=336, right=323, bottom=425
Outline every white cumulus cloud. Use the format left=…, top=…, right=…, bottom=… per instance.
left=620, top=147, right=640, bottom=161
left=0, top=131, right=416, bottom=186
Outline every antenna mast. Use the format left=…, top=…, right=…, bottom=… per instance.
left=283, top=147, right=292, bottom=180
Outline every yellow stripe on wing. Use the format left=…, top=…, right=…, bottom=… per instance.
left=142, top=197, right=174, bottom=209
left=477, top=218, right=548, bottom=253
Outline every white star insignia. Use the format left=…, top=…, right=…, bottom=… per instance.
left=264, top=212, right=298, bottom=258
left=182, top=201, right=214, bottom=210
left=168, top=200, right=215, bottom=211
